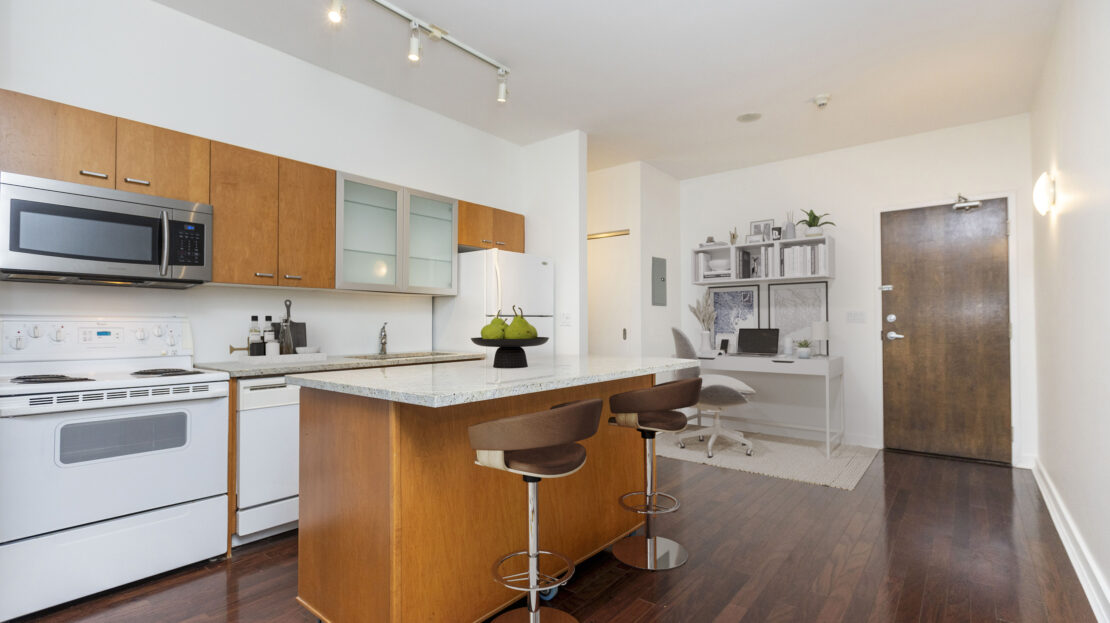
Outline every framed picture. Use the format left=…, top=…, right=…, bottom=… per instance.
left=744, top=233, right=764, bottom=243
left=771, top=227, right=782, bottom=240
left=769, top=281, right=829, bottom=355
left=749, top=219, right=775, bottom=241
left=711, top=285, right=760, bottom=353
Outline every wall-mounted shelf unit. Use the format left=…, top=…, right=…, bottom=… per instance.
left=693, top=236, right=835, bottom=286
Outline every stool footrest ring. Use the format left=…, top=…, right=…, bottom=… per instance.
left=618, top=490, right=680, bottom=515
left=491, top=550, right=575, bottom=592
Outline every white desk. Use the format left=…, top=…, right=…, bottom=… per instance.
left=701, top=355, right=845, bottom=458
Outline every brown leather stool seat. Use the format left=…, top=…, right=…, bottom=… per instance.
left=606, top=377, right=702, bottom=571
left=615, top=410, right=687, bottom=433
left=468, top=399, right=603, bottom=623
left=504, top=443, right=587, bottom=476
left=469, top=399, right=601, bottom=479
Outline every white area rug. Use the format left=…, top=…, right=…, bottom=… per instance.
left=656, top=430, right=879, bottom=491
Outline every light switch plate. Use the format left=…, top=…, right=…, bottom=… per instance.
left=558, top=313, right=573, bottom=327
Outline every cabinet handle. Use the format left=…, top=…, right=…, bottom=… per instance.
left=481, top=239, right=493, bottom=244
left=79, top=170, right=108, bottom=179
left=254, top=272, right=274, bottom=278
left=495, top=241, right=507, bottom=246
left=283, top=274, right=303, bottom=280
left=124, top=177, right=151, bottom=186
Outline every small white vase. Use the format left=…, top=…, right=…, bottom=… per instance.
left=699, top=330, right=714, bottom=352
left=797, top=347, right=812, bottom=359
left=783, top=221, right=796, bottom=239
left=805, top=225, right=824, bottom=237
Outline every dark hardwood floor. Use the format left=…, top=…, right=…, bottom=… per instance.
left=19, top=451, right=1093, bottom=623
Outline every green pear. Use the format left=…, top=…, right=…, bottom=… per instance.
left=505, top=306, right=538, bottom=339
left=492, top=309, right=508, bottom=328
left=480, top=320, right=505, bottom=339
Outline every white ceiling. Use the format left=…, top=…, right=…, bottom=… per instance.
left=153, top=0, right=1060, bottom=179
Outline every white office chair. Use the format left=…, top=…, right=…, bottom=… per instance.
left=672, top=328, right=756, bottom=458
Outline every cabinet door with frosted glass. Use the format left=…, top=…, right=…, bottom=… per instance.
left=405, top=190, right=458, bottom=294
left=336, top=174, right=404, bottom=291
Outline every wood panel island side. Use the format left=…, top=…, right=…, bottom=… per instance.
left=286, top=356, right=697, bottom=623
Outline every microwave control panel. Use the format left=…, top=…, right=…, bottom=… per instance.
left=169, top=221, right=205, bottom=266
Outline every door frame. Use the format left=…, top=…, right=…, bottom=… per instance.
left=872, top=190, right=1033, bottom=466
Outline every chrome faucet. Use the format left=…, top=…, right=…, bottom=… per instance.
left=379, top=322, right=388, bottom=355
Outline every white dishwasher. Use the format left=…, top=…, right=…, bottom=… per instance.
left=235, top=376, right=300, bottom=544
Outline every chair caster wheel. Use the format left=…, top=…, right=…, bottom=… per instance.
left=678, top=441, right=685, bottom=448
left=707, top=452, right=713, bottom=458
left=540, top=586, right=559, bottom=601
left=698, top=435, right=704, bottom=442
left=746, top=448, right=753, bottom=456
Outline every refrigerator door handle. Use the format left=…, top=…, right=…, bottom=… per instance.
left=493, top=249, right=503, bottom=312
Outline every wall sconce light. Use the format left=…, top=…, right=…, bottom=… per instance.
left=1033, top=172, right=1056, bottom=215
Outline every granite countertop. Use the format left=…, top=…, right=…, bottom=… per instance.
left=196, top=351, right=485, bottom=379
left=285, top=355, right=699, bottom=408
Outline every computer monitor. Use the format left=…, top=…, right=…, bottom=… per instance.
left=736, top=328, right=780, bottom=355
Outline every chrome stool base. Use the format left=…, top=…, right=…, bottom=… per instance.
left=612, top=534, right=689, bottom=571
left=491, top=606, right=579, bottom=623
left=618, top=490, right=680, bottom=515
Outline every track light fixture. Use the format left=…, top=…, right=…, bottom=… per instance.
left=327, top=0, right=345, bottom=23
left=497, top=68, right=509, bottom=103
left=346, top=0, right=512, bottom=105
left=407, top=21, right=421, bottom=62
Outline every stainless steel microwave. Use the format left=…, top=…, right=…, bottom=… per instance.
left=0, top=172, right=213, bottom=288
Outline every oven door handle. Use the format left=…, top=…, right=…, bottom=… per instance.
left=159, top=211, right=170, bottom=277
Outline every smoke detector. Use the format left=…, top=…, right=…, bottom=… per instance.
left=813, top=94, right=831, bottom=109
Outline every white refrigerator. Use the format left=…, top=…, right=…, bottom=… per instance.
left=433, top=249, right=555, bottom=359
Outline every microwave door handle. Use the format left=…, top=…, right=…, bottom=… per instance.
left=159, top=211, right=170, bottom=276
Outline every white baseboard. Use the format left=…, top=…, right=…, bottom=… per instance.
left=1033, top=461, right=1110, bottom=622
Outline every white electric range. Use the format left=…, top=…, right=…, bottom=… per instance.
left=0, top=315, right=230, bottom=621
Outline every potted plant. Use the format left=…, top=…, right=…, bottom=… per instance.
left=795, top=339, right=812, bottom=359
left=688, top=290, right=717, bottom=353
left=797, top=209, right=835, bottom=237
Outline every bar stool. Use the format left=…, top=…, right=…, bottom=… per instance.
left=468, top=399, right=603, bottom=623
left=608, top=377, right=702, bottom=571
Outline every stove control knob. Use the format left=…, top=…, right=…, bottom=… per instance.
left=153, top=326, right=164, bottom=338
left=165, top=333, right=177, bottom=347
left=29, top=325, right=42, bottom=339
left=135, top=328, right=148, bottom=342
left=50, top=328, right=66, bottom=343
left=10, top=335, right=26, bottom=351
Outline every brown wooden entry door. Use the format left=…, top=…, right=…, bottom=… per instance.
left=881, top=198, right=1011, bottom=463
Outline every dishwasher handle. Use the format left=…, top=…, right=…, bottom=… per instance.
left=238, top=377, right=300, bottom=410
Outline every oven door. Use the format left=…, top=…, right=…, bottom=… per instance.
left=0, top=179, right=210, bottom=282
left=0, top=393, right=228, bottom=544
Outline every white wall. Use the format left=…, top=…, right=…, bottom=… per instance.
left=586, top=162, right=681, bottom=358
left=0, top=0, right=585, bottom=362
left=1029, top=0, right=1110, bottom=618
left=520, top=131, right=589, bottom=355
left=587, top=163, right=642, bottom=355
left=639, top=163, right=682, bottom=357
left=680, top=115, right=1037, bottom=454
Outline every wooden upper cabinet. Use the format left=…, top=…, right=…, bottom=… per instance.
left=210, top=142, right=279, bottom=285
left=457, top=200, right=494, bottom=249
left=458, top=200, right=525, bottom=252
left=492, top=208, right=525, bottom=253
left=0, top=89, right=116, bottom=187
left=278, top=159, right=336, bottom=289
left=116, top=118, right=210, bottom=203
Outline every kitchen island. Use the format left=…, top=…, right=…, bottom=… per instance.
left=286, top=355, right=697, bottom=623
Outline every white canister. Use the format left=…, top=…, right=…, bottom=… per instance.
left=265, top=341, right=280, bottom=356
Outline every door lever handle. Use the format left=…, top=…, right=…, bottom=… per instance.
left=886, top=331, right=905, bottom=341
